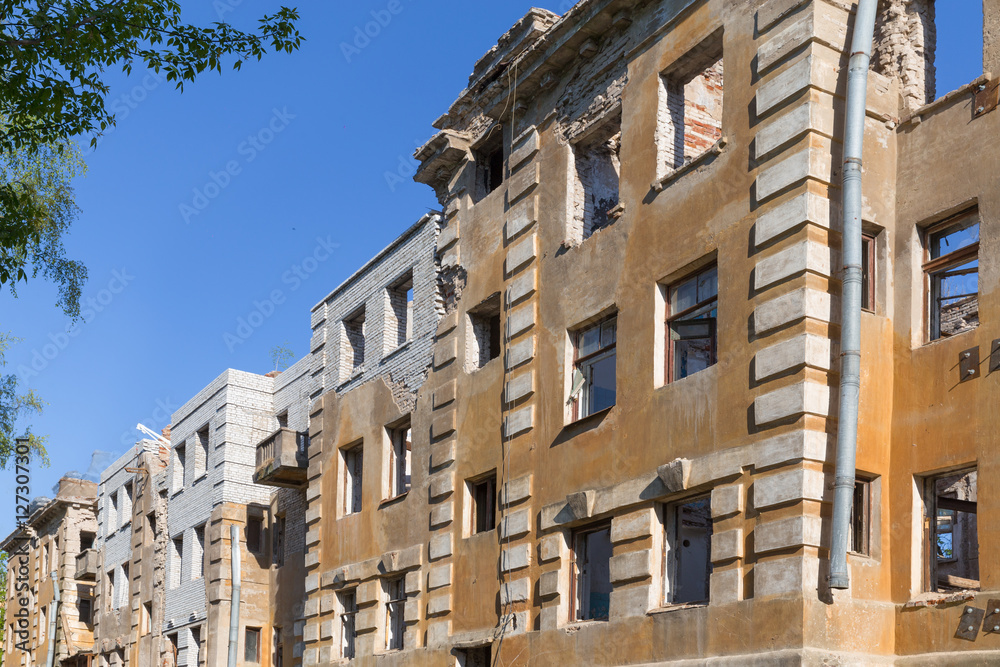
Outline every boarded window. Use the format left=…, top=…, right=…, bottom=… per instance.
left=467, top=293, right=502, bottom=372
left=571, top=315, right=617, bottom=419
left=666, top=264, right=718, bottom=382
left=657, top=30, right=724, bottom=177
left=344, top=443, right=364, bottom=515
left=572, top=524, right=613, bottom=621
left=925, top=210, right=979, bottom=340
left=339, top=590, right=357, bottom=659
left=664, top=496, right=712, bottom=605
left=927, top=468, right=978, bottom=592
left=569, top=114, right=622, bottom=242
left=385, top=578, right=405, bottom=650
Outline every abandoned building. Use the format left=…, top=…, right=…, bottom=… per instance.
left=1, top=476, right=99, bottom=667
left=5, top=0, right=1000, bottom=664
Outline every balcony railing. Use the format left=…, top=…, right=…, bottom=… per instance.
left=253, top=428, right=309, bottom=488
left=75, top=548, right=98, bottom=580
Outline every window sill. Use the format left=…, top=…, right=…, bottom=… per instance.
left=380, top=491, right=409, bottom=507
left=564, top=618, right=609, bottom=630
left=566, top=405, right=614, bottom=429
left=382, top=339, right=412, bottom=361
left=647, top=601, right=708, bottom=616
left=922, top=324, right=979, bottom=348
left=651, top=137, right=727, bottom=193
left=903, top=590, right=978, bottom=609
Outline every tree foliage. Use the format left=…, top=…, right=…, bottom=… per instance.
left=270, top=342, right=294, bottom=372
left=0, top=332, right=47, bottom=468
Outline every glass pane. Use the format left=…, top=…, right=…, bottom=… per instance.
left=696, top=266, right=718, bottom=301
left=670, top=320, right=712, bottom=341
left=586, top=353, right=616, bottom=415
left=670, top=277, right=698, bottom=315
left=931, top=220, right=979, bottom=259
left=673, top=337, right=713, bottom=381
left=578, top=326, right=601, bottom=358
left=600, top=319, right=617, bottom=347
left=584, top=528, right=613, bottom=620
left=935, top=260, right=978, bottom=337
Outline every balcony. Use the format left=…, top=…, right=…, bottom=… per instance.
left=253, top=428, right=309, bottom=488
left=75, top=549, right=98, bottom=580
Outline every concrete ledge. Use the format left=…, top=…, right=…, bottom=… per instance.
left=756, top=191, right=833, bottom=247
left=756, top=49, right=840, bottom=117
left=755, top=240, right=834, bottom=290
left=502, top=474, right=533, bottom=506
left=754, top=381, right=831, bottom=425
left=611, top=508, right=656, bottom=543
left=757, top=1, right=849, bottom=74
left=610, top=549, right=652, bottom=583
left=754, top=287, right=835, bottom=334
left=711, top=484, right=744, bottom=518
left=505, top=370, right=535, bottom=403
left=506, top=233, right=538, bottom=276
left=755, top=467, right=828, bottom=509
left=508, top=267, right=537, bottom=305
left=756, top=145, right=833, bottom=202
left=506, top=195, right=539, bottom=242
left=754, top=555, right=820, bottom=598
left=506, top=335, right=535, bottom=369
left=428, top=533, right=452, bottom=561
left=756, top=333, right=833, bottom=380
left=755, top=515, right=824, bottom=553
left=710, top=528, right=744, bottom=562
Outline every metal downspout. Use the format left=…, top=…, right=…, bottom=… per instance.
left=830, top=0, right=879, bottom=590
left=45, top=570, right=60, bottom=667
left=227, top=524, right=242, bottom=667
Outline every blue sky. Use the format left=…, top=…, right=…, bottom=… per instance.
left=0, top=1, right=984, bottom=539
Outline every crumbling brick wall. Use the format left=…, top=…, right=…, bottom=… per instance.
left=873, top=0, right=936, bottom=110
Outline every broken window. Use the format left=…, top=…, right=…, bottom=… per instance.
left=195, top=425, right=210, bottom=478
left=663, top=496, right=712, bottom=605
left=342, top=307, right=367, bottom=378
left=384, top=577, right=405, bottom=650
left=457, top=646, right=492, bottom=667
left=344, top=443, right=364, bottom=515
left=926, top=468, right=979, bottom=592
left=466, top=293, right=502, bottom=372
left=273, top=514, right=286, bottom=567
left=388, top=420, right=412, bottom=498
left=570, top=315, right=617, bottom=420
left=572, top=523, right=613, bottom=622
left=850, top=478, right=872, bottom=556
left=192, top=524, right=205, bottom=579
left=569, top=113, right=622, bottom=242
left=666, top=264, right=718, bottom=382
left=657, top=30, right=724, bottom=177
left=469, top=474, right=496, bottom=535
left=385, top=271, right=414, bottom=353
left=245, top=626, right=262, bottom=663
left=475, top=129, right=505, bottom=200
left=169, top=536, right=183, bottom=590
left=339, top=589, right=357, bottom=659
left=247, top=515, right=264, bottom=555
left=173, top=444, right=186, bottom=492
left=925, top=210, right=979, bottom=340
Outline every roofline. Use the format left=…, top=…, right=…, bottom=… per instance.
left=0, top=493, right=96, bottom=552
left=311, top=213, right=441, bottom=313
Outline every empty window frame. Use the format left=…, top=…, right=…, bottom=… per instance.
left=388, top=421, right=412, bottom=498
left=273, top=514, right=286, bottom=567
left=926, top=467, right=979, bottom=592
left=386, top=272, right=414, bottom=352
left=569, top=113, right=622, bottom=242
left=666, top=264, right=718, bottom=382
left=106, top=568, right=115, bottom=611
left=122, top=481, right=133, bottom=525
left=80, top=531, right=95, bottom=552
left=78, top=596, right=92, bottom=624
left=146, top=511, right=156, bottom=539
left=195, top=425, right=210, bottom=478
left=457, top=646, right=492, bottom=667
left=924, top=210, right=979, bottom=340
left=475, top=129, right=505, bottom=200
left=140, top=601, right=152, bottom=636
left=273, top=627, right=283, bottom=667
left=342, top=307, right=367, bottom=377
left=192, top=524, right=205, bottom=579
left=118, top=563, right=130, bottom=609
left=663, top=496, right=712, bottom=605
left=571, top=523, right=613, bottom=622
left=245, top=626, right=262, bottom=663
left=384, top=577, right=405, bottom=651
left=570, top=315, right=617, bottom=420
left=167, top=633, right=179, bottom=666
left=850, top=478, right=872, bottom=557
left=343, top=443, right=364, bottom=515
left=469, top=474, right=496, bottom=535
left=277, top=411, right=289, bottom=429
left=173, top=444, right=186, bottom=492
left=247, top=515, right=264, bottom=555
left=169, top=536, right=183, bottom=590
left=466, top=293, right=502, bottom=372
left=339, top=590, right=357, bottom=659
left=657, top=30, right=724, bottom=177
